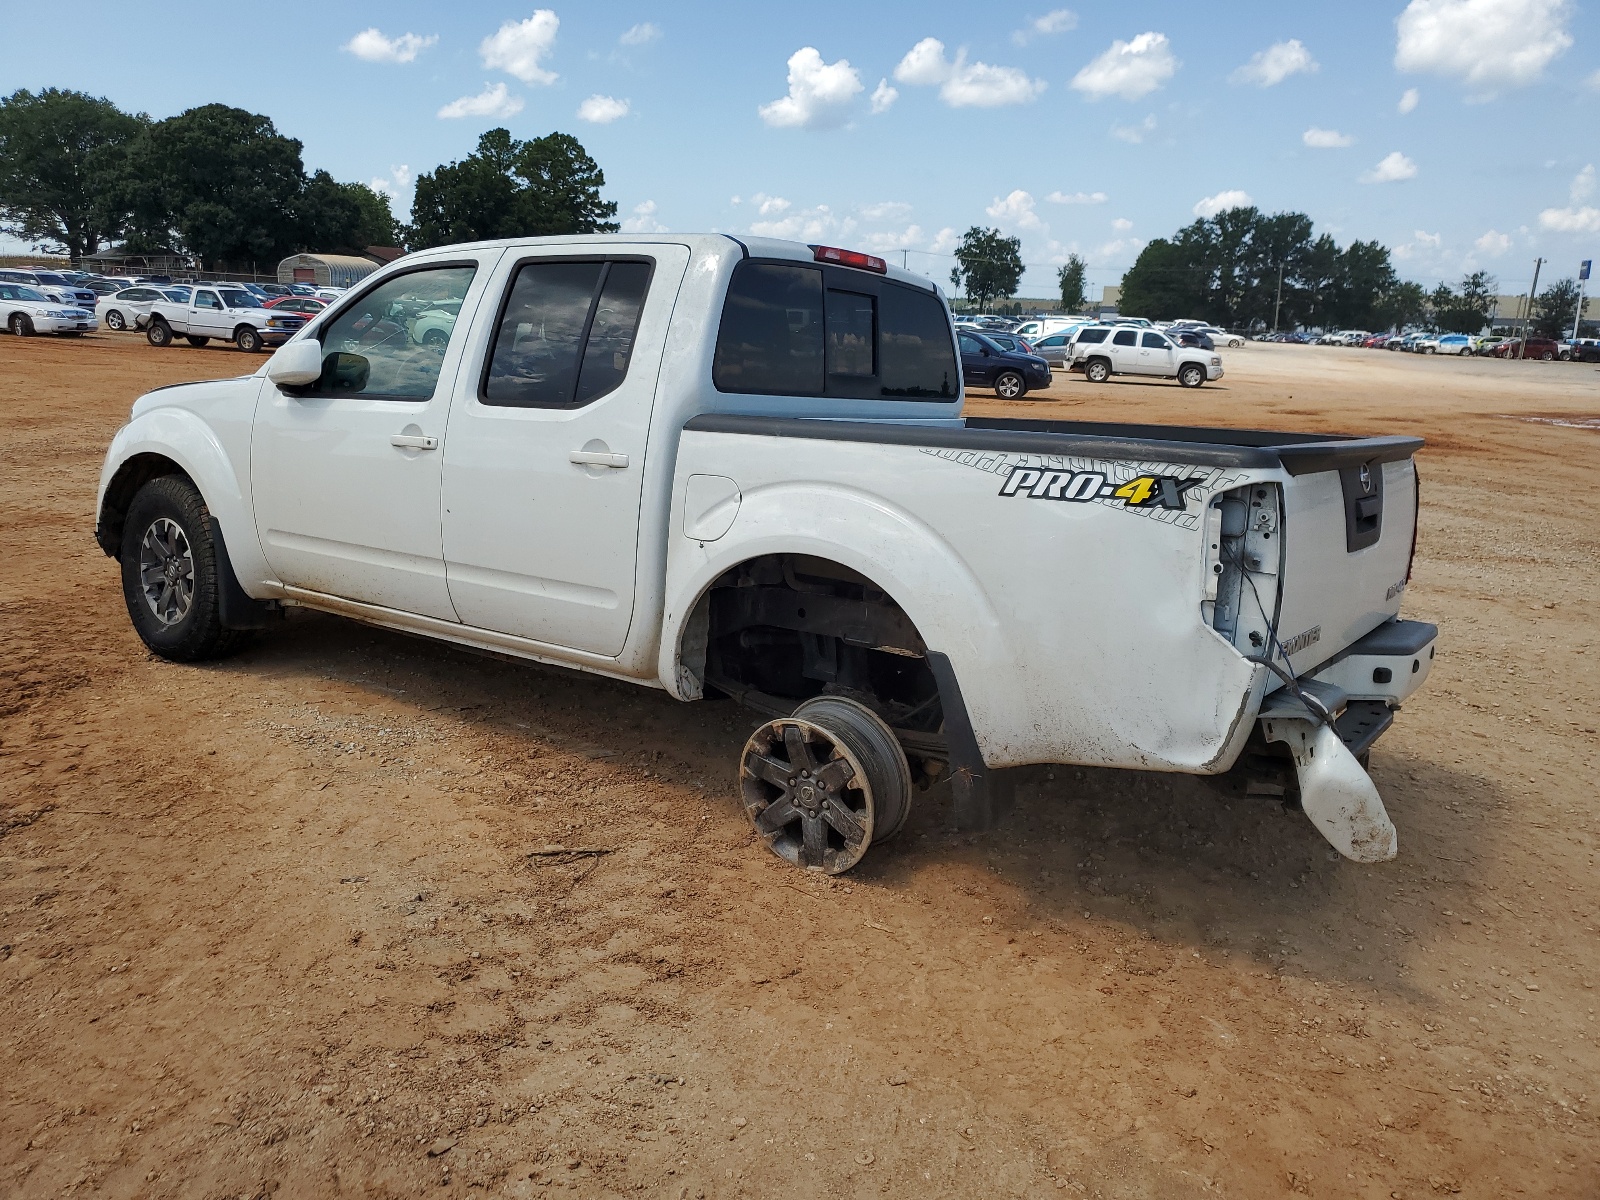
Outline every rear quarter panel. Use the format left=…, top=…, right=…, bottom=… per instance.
left=663, top=430, right=1268, bottom=772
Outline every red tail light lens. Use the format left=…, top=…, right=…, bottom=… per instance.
left=812, top=245, right=887, bottom=273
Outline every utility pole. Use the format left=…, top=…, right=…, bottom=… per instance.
left=902, top=249, right=909, bottom=271
left=1272, top=261, right=1284, bottom=333
left=1574, top=259, right=1592, bottom=342
left=1518, top=257, right=1544, bottom=359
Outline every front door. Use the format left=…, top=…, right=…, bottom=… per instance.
left=441, top=244, right=689, bottom=656
left=190, top=288, right=229, bottom=337
left=1137, top=330, right=1176, bottom=376
left=250, top=255, right=499, bottom=619
left=958, top=332, right=994, bottom=386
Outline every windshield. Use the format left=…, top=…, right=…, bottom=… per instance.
left=0, top=284, right=48, bottom=302
left=218, top=290, right=257, bottom=309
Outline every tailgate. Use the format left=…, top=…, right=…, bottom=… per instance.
left=1272, top=456, right=1418, bottom=680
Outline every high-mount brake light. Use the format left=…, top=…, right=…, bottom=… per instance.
left=812, top=245, right=887, bottom=274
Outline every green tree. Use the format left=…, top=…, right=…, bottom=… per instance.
left=0, top=88, right=146, bottom=259
left=951, top=227, right=1023, bottom=312
left=299, top=171, right=398, bottom=252
left=126, top=104, right=307, bottom=266
left=1118, top=236, right=1207, bottom=320
left=1430, top=271, right=1496, bottom=333
left=1531, top=277, right=1580, bottom=339
left=1372, top=280, right=1428, bottom=331
left=408, top=128, right=618, bottom=249
left=1056, top=254, right=1087, bottom=311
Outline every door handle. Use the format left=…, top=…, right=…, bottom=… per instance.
left=390, top=433, right=439, bottom=450
left=568, top=450, right=629, bottom=468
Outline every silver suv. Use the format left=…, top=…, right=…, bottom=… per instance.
left=0, top=268, right=97, bottom=308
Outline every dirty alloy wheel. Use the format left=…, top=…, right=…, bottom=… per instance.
left=235, top=326, right=263, bottom=353
left=1178, top=363, right=1206, bottom=389
left=1084, top=358, right=1111, bottom=383
left=10, top=312, right=33, bottom=337
left=105, top=308, right=127, bottom=331
left=146, top=318, right=172, bottom=347
left=994, top=370, right=1026, bottom=400
left=739, top=700, right=910, bottom=874
left=791, top=696, right=913, bottom=843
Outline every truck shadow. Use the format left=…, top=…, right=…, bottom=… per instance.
left=214, top=609, right=1495, bottom=996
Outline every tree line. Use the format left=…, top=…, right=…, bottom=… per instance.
left=0, top=88, right=618, bottom=270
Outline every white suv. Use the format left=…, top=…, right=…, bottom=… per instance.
left=1068, top=325, right=1224, bottom=388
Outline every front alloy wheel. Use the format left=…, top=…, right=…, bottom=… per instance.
left=1178, top=364, right=1206, bottom=388
left=994, top=370, right=1026, bottom=400
left=138, top=517, right=195, bottom=626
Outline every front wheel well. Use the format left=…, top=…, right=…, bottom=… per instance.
left=682, top=553, right=946, bottom=777
left=96, top=454, right=194, bottom=556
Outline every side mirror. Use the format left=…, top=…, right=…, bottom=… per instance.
left=265, top=338, right=325, bottom=387
left=321, top=352, right=370, bottom=393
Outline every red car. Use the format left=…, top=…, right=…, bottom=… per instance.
left=1490, top=337, right=1560, bottom=360
left=263, top=296, right=328, bottom=320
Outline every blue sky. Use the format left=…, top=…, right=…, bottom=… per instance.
left=3, top=1, right=1598, bottom=298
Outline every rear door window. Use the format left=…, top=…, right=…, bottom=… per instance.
left=714, top=259, right=956, bottom=400
left=1075, top=328, right=1109, bottom=345
left=1113, top=329, right=1137, bottom=346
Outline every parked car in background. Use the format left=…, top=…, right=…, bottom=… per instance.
left=1565, top=337, right=1600, bottom=363
left=1414, top=333, right=1473, bottom=355
left=975, top=331, right=1035, bottom=355
left=1474, top=336, right=1510, bottom=356
left=1171, top=329, right=1215, bottom=351
left=145, top=285, right=308, bottom=351
left=263, top=296, right=328, bottom=321
left=1068, top=325, right=1223, bottom=387
left=98, top=285, right=183, bottom=331
left=957, top=329, right=1052, bottom=398
left=1013, top=316, right=1087, bottom=343
left=85, top=277, right=126, bottom=296
left=1488, top=337, right=1561, bottom=360
left=1030, top=329, right=1076, bottom=367
left=0, top=267, right=97, bottom=308
left=1191, top=326, right=1244, bottom=348
left=0, top=282, right=96, bottom=336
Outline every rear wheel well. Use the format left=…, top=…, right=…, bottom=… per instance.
left=684, top=553, right=946, bottom=781
left=97, top=454, right=193, bottom=556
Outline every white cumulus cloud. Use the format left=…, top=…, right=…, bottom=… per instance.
left=619, top=22, right=660, bottom=46
left=343, top=28, right=437, bottom=64
left=481, top=10, right=560, bottom=85
left=1571, top=163, right=1596, bottom=203
left=1398, top=87, right=1421, bottom=112
left=1111, top=217, right=1134, bottom=231
left=859, top=201, right=912, bottom=221
left=1539, top=205, right=1600, bottom=233
left=438, top=83, right=524, bottom=120
left=860, top=225, right=926, bottom=252
left=870, top=78, right=899, bottom=113
left=1231, top=39, right=1318, bottom=86
left=929, top=227, right=958, bottom=254
left=1362, top=151, right=1419, bottom=182
left=1587, top=68, right=1600, bottom=90
left=368, top=165, right=412, bottom=199
left=985, top=189, right=1044, bottom=230
left=752, top=193, right=791, bottom=216
left=1046, top=190, right=1107, bottom=204
left=1475, top=229, right=1511, bottom=255
left=893, top=38, right=1046, bottom=107
left=1193, top=190, right=1253, bottom=217
left=1395, top=0, right=1573, bottom=94
left=577, top=95, right=630, bottom=123
left=1013, top=9, right=1079, bottom=45
left=1111, top=114, right=1157, bottom=143
left=1071, top=32, right=1178, bottom=100
left=1303, top=127, right=1355, bottom=148
left=759, top=47, right=864, bottom=129
left=621, top=200, right=666, bottom=234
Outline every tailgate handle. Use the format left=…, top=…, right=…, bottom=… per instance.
left=1354, top=495, right=1381, bottom=523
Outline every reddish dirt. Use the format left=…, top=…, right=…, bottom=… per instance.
left=2, top=332, right=1597, bottom=1198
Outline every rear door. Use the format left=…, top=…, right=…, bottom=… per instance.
left=1137, top=330, right=1176, bottom=376
left=1109, top=327, right=1140, bottom=372
left=440, top=244, right=689, bottom=656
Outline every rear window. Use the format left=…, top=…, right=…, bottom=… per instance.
left=1075, top=328, right=1109, bottom=345
left=714, top=259, right=956, bottom=400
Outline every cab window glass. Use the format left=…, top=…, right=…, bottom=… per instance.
left=1113, top=329, right=1137, bottom=346
left=826, top=290, right=876, bottom=378
left=312, top=265, right=477, bottom=400
left=575, top=262, right=651, bottom=406
left=1076, top=328, right=1109, bottom=344
left=194, top=291, right=220, bottom=310
left=877, top=283, right=958, bottom=399
left=713, top=262, right=825, bottom=395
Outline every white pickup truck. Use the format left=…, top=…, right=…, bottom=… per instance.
left=95, top=234, right=1437, bottom=872
left=144, top=284, right=307, bottom=352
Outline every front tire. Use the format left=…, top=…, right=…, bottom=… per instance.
left=105, top=309, right=127, bottom=331
left=1178, top=363, right=1206, bottom=388
left=994, top=370, right=1026, bottom=400
left=738, top=699, right=911, bottom=874
left=1084, top=357, right=1111, bottom=383
left=185, top=335, right=210, bottom=348
left=146, top=318, right=172, bottom=347
left=235, top=327, right=262, bottom=353
left=119, top=476, right=250, bottom=662
left=9, top=312, right=34, bottom=337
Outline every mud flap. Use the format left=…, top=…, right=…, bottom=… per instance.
left=1262, top=716, right=1397, bottom=863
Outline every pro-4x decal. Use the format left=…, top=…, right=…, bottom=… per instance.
left=998, top=465, right=1207, bottom=510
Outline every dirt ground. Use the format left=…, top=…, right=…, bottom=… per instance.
left=2, top=330, right=1597, bottom=1199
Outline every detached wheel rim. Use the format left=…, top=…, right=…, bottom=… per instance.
left=138, top=517, right=196, bottom=626
left=740, top=718, right=874, bottom=874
